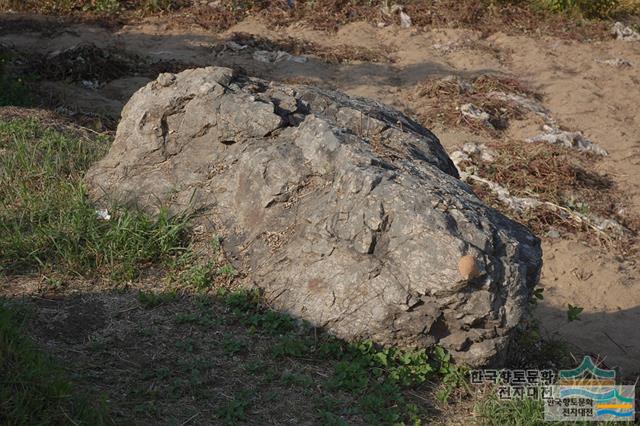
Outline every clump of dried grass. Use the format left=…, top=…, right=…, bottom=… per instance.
left=1, top=1, right=616, bottom=41
left=475, top=142, right=611, bottom=204
left=466, top=140, right=638, bottom=251
left=411, top=74, right=540, bottom=135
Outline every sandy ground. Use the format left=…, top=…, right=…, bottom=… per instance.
left=1, top=14, right=639, bottom=378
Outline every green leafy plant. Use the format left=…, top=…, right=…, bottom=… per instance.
left=216, top=394, right=250, bottom=425
left=183, top=262, right=216, bottom=289
left=222, top=335, right=247, bottom=356
left=530, top=287, right=545, bottom=306
left=271, top=335, right=310, bottom=358
left=218, top=264, right=237, bottom=277
left=567, top=304, right=584, bottom=321
left=436, top=364, right=470, bottom=403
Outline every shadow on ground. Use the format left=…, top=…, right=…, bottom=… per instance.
left=1, top=14, right=502, bottom=123
left=2, top=285, right=639, bottom=425
left=2, top=288, right=450, bottom=425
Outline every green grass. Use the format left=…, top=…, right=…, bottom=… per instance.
left=0, top=302, right=108, bottom=425
left=0, top=118, right=191, bottom=280
left=475, top=393, right=546, bottom=425
left=216, top=393, right=251, bottom=425
left=0, top=0, right=184, bottom=14
left=137, top=289, right=178, bottom=308
left=0, top=109, right=562, bottom=425
left=216, top=288, right=456, bottom=424
left=535, top=0, right=621, bottom=17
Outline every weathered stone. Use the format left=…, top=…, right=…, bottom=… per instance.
left=86, top=67, right=542, bottom=366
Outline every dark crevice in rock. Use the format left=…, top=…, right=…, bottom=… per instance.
left=429, top=315, right=451, bottom=341
left=407, top=298, right=425, bottom=312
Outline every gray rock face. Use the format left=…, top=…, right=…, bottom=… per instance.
left=86, top=67, right=542, bottom=366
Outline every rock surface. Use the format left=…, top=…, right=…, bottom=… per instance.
left=86, top=67, right=542, bottom=366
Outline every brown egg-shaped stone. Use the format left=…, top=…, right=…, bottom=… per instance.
left=458, top=255, right=481, bottom=280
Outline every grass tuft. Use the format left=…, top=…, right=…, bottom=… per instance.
left=475, top=392, right=546, bottom=425
left=0, top=118, right=191, bottom=280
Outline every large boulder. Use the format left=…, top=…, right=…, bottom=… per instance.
left=86, top=67, right=542, bottom=366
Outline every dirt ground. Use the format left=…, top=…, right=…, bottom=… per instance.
left=1, top=5, right=639, bottom=413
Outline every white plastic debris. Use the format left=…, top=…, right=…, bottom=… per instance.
left=399, top=10, right=412, bottom=28
left=450, top=150, right=471, bottom=172
left=526, top=126, right=608, bottom=156
left=593, top=217, right=626, bottom=236
left=432, top=41, right=461, bottom=53
left=487, top=92, right=608, bottom=155
left=460, top=103, right=491, bottom=126
left=462, top=142, right=496, bottom=163
left=612, top=22, right=640, bottom=41
left=96, top=208, right=111, bottom=221
left=381, top=2, right=411, bottom=28
left=253, top=50, right=308, bottom=64
left=595, top=58, right=632, bottom=67
left=452, top=146, right=627, bottom=238
left=546, top=228, right=561, bottom=239
left=458, top=168, right=542, bottom=213
left=488, top=91, right=556, bottom=127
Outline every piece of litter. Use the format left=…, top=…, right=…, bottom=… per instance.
left=612, top=22, right=640, bottom=41
left=399, top=10, right=412, bottom=28
left=593, top=217, right=626, bottom=236
left=488, top=91, right=556, bottom=127
left=460, top=103, right=491, bottom=126
left=595, top=58, right=632, bottom=67
left=526, top=127, right=608, bottom=156
left=96, top=208, right=111, bottom=221
left=450, top=150, right=471, bottom=171
left=381, top=2, right=411, bottom=28
left=462, top=142, right=496, bottom=163
left=253, top=50, right=308, bottom=64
